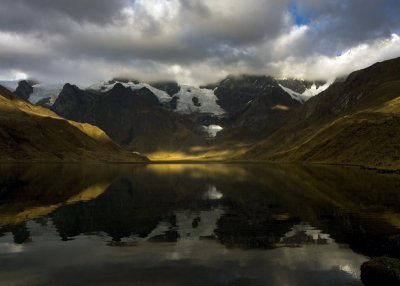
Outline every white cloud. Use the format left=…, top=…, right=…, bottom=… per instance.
left=268, top=33, right=400, bottom=80
left=270, top=25, right=310, bottom=60
left=0, top=70, right=28, bottom=81
left=0, top=0, right=398, bottom=84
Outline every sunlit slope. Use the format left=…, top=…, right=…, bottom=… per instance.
left=0, top=86, right=147, bottom=162
left=243, top=58, right=400, bottom=169
left=273, top=89, right=400, bottom=169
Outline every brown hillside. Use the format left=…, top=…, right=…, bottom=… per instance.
left=0, top=86, right=147, bottom=162
left=242, top=57, right=400, bottom=170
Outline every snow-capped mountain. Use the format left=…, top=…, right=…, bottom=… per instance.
left=9, top=76, right=328, bottom=116
left=172, top=85, right=225, bottom=116
left=29, top=83, right=64, bottom=105
left=278, top=83, right=329, bottom=103
left=51, top=82, right=206, bottom=152
left=10, top=80, right=65, bottom=106
left=279, top=84, right=309, bottom=103
left=212, top=75, right=304, bottom=139
left=302, top=82, right=331, bottom=97
left=278, top=82, right=331, bottom=103
left=4, top=75, right=330, bottom=150
left=277, top=79, right=331, bottom=102
left=88, top=80, right=226, bottom=117
left=87, top=81, right=171, bottom=103
left=203, top=125, right=224, bottom=138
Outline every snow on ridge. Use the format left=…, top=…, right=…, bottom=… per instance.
left=29, top=84, right=64, bottom=105
left=203, top=125, right=223, bottom=138
left=279, top=82, right=332, bottom=103
left=86, top=81, right=110, bottom=91
left=87, top=81, right=171, bottom=103
left=279, top=84, right=306, bottom=103
left=302, top=82, right=331, bottom=97
left=86, top=81, right=226, bottom=116
left=174, top=85, right=226, bottom=116
left=143, top=84, right=172, bottom=102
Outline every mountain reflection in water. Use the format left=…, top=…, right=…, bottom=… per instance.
left=0, top=163, right=400, bottom=286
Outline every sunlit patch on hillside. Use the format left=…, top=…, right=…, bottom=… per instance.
left=271, top=104, right=290, bottom=111
left=145, top=164, right=251, bottom=180
left=146, top=143, right=250, bottom=161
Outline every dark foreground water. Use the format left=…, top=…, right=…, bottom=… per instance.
left=0, top=164, right=400, bottom=286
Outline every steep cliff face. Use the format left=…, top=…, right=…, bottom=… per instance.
left=14, top=80, right=33, bottom=100
left=0, top=85, right=147, bottom=162
left=214, top=76, right=302, bottom=139
left=213, top=75, right=278, bottom=114
left=52, top=83, right=204, bottom=153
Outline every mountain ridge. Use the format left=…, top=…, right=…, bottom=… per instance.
left=1, top=58, right=399, bottom=167
left=51, top=83, right=206, bottom=153
left=240, top=57, right=400, bottom=170
left=0, top=85, right=147, bottom=162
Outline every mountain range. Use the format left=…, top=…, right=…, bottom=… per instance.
left=0, top=57, right=399, bottom=169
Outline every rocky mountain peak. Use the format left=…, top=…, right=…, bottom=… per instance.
left=109, top=82, right=128, bottom=94
left=15, top=80, right=33, bottom=100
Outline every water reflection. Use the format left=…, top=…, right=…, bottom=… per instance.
left=0, top=163, right=399, bottom=285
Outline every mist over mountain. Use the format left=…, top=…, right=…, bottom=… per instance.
left=0, top=0, right=399, bottom=166
left=1, top=55, right=398, bottom=169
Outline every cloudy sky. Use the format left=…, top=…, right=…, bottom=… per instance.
left=0, top=0, right=399, bottom=85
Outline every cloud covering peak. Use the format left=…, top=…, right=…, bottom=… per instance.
left=0, top=0, right=399, bottom=85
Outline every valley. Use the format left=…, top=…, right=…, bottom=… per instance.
left=0, top=86, right=146, bottom=162
left=0, top=2, right=399, bottom=285
left=0, top=57, right=399, bottom=170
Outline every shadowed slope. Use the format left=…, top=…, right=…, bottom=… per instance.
left=51, top=83, right=205, bottom=153
left=0, top=86, right=147, bottom=162
left=242, top=57, right=400, bottom=169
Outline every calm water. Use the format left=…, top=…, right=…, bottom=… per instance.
left=0, top=163, right=400, bottom=286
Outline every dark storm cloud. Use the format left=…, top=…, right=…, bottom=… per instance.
left=178, top=0, right=292, bottom=45
left=0, top=0, right=128, bottom=33
left=0, top=0, right=399, bottom=84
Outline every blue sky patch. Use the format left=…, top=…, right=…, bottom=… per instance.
left=289, top=2, right=310, bottom=26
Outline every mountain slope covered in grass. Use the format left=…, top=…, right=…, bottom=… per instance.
left=0, top=86, right=147, bottom=162
left=242, top=57, right=400, bottom=169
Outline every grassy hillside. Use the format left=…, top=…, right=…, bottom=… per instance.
left=0, top=86, right=147, bottom=162
left=242, top=58, right=400, bottom=170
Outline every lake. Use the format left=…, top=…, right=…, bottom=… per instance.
left=0, top=163, right=399, bottom=286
